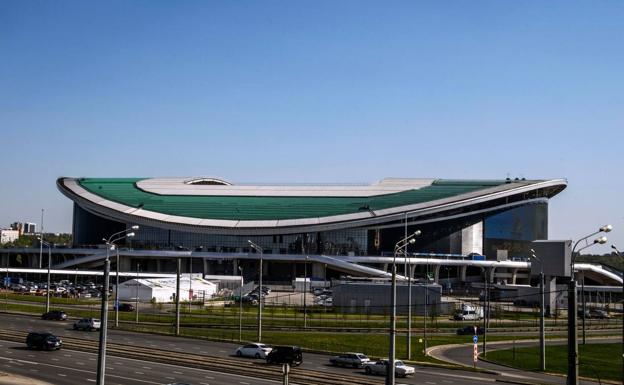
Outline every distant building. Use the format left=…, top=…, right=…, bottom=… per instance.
left=22, top=222, right=36, bottom=234
left=0, top=229, right=19, bottom=244
left=10, top=222, right=23, bottom=236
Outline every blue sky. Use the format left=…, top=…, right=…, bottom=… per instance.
left=1, top=1, right=622, bottom=253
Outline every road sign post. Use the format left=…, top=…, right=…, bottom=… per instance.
left=473, top=327, right=479, bottom=368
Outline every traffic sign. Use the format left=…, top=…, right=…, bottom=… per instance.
left=473, top=344, right=479, bottom=363
left=473, top=335, right=478, bottom=344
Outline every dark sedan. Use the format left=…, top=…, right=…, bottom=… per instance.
left=41, top=310, right=68, bottom=321
left=26, top=332, right=63, bottom=350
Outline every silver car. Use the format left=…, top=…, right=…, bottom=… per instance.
left=235, top=343, right=272, bottom=359
left=363, top=360, right=415, bottom=377
left=73, top=318, right=101, bottom=331
left=329, top=352, right=370, bottom=368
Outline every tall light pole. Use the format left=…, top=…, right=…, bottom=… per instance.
left=97, top=226, right=138, bottom=385
left=567, top=225, right=611, bottom=385
left=39, top=209, right=44, bottom=269
left=239, top=266, right=243, bottom=342
left=530, top=249, right=546, bottom=371
left=388, top=230, right=421, bottom=385
left=37, top=237, right=52, bottom=313
left=302, top=234, right=309, bottom=329
left=423, top=256, right=429, bottom=356
left=609, top=244, right=623, bottom=385
left=247, top=240, right=263, bottom=342
left=114, top=247, right=120, bottom=328
left=135, top=263, right=140, bottom=324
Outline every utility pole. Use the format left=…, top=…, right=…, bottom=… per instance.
left=239, top=266, right=243, bottom=342
left=175, top=257, right=180, bottom=336
left=482, top=269, right=488, bottom=356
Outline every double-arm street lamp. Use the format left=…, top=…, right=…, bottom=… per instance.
left=609, top=245, right=623, bottom=385
left=37, top=237, right=52, bottom=313
left=530, top=249, right=546, bottom=371
left=96, top=226, right=138, bottom=385
left=247, top=240, right=263, bottom=342
left=567, top=225, right=611, bottom=385
left=387, top=230, right=421, bottom=385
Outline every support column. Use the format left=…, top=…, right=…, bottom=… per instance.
left=460, top=266, right=468, bottom=282
left=433, top=265, right=441, bottom=284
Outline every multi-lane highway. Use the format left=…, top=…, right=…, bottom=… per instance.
left=0, top=312, right=593, bottom=385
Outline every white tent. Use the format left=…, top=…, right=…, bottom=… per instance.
left=116, top=275, right=217, bottom=303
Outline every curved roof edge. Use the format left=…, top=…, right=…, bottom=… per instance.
left=57, top=177, right=567, bottom=235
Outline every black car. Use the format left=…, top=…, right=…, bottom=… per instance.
left=41, top=310, right=68, bottom=321
left=118, top=303, right=135, bottom=312
left=456, top=326, right=484, bottom=335
left=26, top=332, right=63, bottom=350
left=266, top=346, right=303, bottom=366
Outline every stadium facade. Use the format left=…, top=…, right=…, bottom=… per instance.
left=53, top=176, right=567, bottom=283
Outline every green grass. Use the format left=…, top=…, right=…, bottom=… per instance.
left=486, top=343, right=622, bottom=382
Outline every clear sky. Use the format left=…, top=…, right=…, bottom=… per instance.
left=1, top=1, right=622, bottom=254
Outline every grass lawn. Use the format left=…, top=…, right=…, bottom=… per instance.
left=486, top=343, right=622, bottom=382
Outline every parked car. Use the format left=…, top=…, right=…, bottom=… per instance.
left=457, top=326, right=484, bottom=335
left=329, top=352, right=370, bottom=368
left=589, top=309, right=610, bottom=319
left=235, top=343, right=272, bottom=358
left=73, top=318, right=101, bottom=331
left=41, top=310, right=67, bottom=321
left=117, top=303, right=135, bottom=312
left=266, top=346, right=303, bottom=366
left=26, top=332, right=63, bottom=350
left=363, top=360, right=415, bottom=377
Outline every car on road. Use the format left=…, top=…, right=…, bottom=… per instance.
left=73, top=318, right=101, bottom=331
left=329, top=352, right=370, bottom=368
left=363, top=359, right=415, bottom=377
left=118, top=303, right=135, bottom=312
left=266, top=346, right=303, bottom=366
left=235, top=343, right=272, bottom=358
left=41, top=310, right=67, bottom=321
left=26, top=332, right=63, bottom=350
left=589, top=309, right=610, bottom=319
left=456, top=326, right=484, bottom=335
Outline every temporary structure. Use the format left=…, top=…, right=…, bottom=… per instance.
left=116, top=275, right=217, bottom=303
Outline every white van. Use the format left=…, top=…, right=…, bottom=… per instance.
left=453, top=304, right=483, bottom=320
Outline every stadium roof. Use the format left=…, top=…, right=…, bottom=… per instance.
left=57, top=177, right=566, bottom=234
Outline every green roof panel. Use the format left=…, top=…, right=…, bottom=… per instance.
left=77, top=178, right=507, bottom=221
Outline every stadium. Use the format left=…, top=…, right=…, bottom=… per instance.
left=45, top=176, right=592, bottom=285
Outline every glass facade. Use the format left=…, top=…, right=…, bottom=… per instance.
left=130, top=225, right=368, bottom=256
left=483, top=202, right=548, bottom=259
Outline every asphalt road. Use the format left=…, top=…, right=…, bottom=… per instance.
left=428, top=338, right=620, bottom=385
left=0, top=312, right=563, bottom=385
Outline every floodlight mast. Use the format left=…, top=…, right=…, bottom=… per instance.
left=610, top=244, right=624, bottom=385
left=387, top=231, right=420, bottom=385
left=247, top=240, right=264, bottom=342
left=530, top=249, right=545, bottom=371
left=566, top=225, right=611, bottom=385
left=96, top=226, right=139, bottom=385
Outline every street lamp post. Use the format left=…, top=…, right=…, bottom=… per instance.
left=530, top=249, right=546, bottom=371
left=247, top=240, right=263, bottom=342
left=388, top=230, right=421, bottom=385
left=423, top=257, right=429, bottom=356
left=39, top=209, right=44, bottom=269
left=115, top=247, right=120, bottom=328
left=37, top=238, right=52, bottom=313
left=239, top=266, right=243, bottom=342
left=135, top=263, right=140, bottom=324
left=610, top=245, right=623, bottom=385
left=567, top=225, right=611, bottom=385
left=96, top=226, right=138, bottom=385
